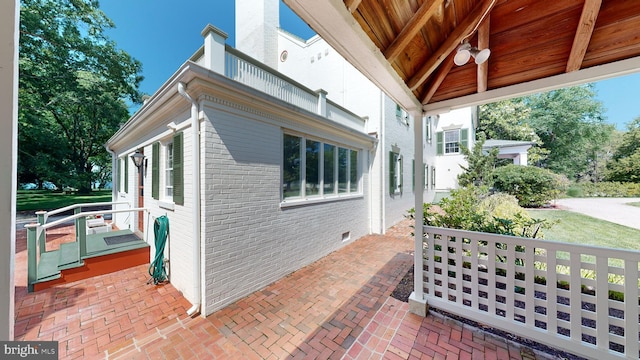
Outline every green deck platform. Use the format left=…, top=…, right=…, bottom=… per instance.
left=34, top=230, right=149, bottom=284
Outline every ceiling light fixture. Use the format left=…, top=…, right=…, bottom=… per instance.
left=454, top=41, right=472, bottom=66
left=453, top=40, right=490, bottom=66
left=454, top=0, right=495, bottom=66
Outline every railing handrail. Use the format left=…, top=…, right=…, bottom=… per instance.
left=425, top=225, right=640, bottom=258
left=45, top=201, right=130, bottom=219
left=421, top=225, right=640, bottom=359
left=225, top=45, right=319, bottom=96
left=41, top=207, right=147, bottom=230
left=26, top=206, right=150, bottom=292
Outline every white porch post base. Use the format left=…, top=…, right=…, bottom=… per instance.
left=408, top=291, right=428, bottom=317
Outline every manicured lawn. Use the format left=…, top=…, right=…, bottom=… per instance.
left=17, top=189, right=112, bottom=212
left=527, top=209, right=640, bottom=251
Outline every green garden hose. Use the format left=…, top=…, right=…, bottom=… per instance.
left=148, top=215, right=169, bottom=284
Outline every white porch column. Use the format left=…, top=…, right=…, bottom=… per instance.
left=409, top=111, right=428, bottom=316
left=201, top=24, right=228, bottom=74
left=515, top=151, right=528, bottom=166
left=0, top=0, right=18, bottom=341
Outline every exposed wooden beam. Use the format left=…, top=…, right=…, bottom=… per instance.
left=345, top=0, right=363, bottom=13
left=477, top=16, right=490, bottom=92
left=566, top=0, right=602, bottom=72
left=384, top=0, right=442, bottom=62
left=420, top=51, right=455, bottom=104
left=407, top=0, right=495, bottom=91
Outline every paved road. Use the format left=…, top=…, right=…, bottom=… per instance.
left=554, top=197, right=640, bottom=230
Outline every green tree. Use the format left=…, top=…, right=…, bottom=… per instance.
left=478, top=98, right=548, bottom=165
left=458, top=134, right=499, bottom=188
left=525, top=85, right=612, bottom=179
left=479, top=85, right=613, bottom=180
left=605, top=117, right=640, bottom=182
left=19, top=0, right=142, bottom=192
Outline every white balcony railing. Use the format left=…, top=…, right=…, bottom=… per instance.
left=421, top=226, right=640, bottom=360
left=224, top=47, right=318, bottom=113
left=223, top=47, right=367, bottom=131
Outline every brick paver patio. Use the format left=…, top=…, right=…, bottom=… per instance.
left=15, top=219, right=556, bottom=359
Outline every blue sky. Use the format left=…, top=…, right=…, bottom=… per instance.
left=100, top=0, right=639, bottom=131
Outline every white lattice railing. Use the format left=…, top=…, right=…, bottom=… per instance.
left=224, top=47, right=318, bottom=113
left=422, top=226, right=640, bottom=360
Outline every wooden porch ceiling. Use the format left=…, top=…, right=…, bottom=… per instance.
left=284, top=0, right=640, bottom=112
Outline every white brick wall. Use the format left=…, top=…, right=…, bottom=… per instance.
left=111, top=108, right=200, bottom=305
left=383, top=96, right=418, bottom=228
left=200, top=103, right=370, bottom=315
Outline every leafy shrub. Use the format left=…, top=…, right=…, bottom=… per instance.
left=565, top=186, right=584, bottom=198
left=431, top=186, right=488, bottom=231
left=407, top=187, right=554, bottom=238
left=491, top=165, right=567, bottom=207
left=478, top=193, right=550, bottom=237
left=571, top=181, right=640, bottom=197
left=478, top=192, right=523, bottom=218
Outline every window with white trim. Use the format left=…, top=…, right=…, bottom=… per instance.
left=389, top=151, right=402, bottom=195
left=165, top=142, right=174, bottom=198
left=118, top=156, right=128, bottom=193
left=431, top=166, right=436, bottom=189
left=151, top=133, right=183, bottom=206
left=425, top=117, right=432, bottom=143
left=324, top=143, right=335, bottom=195
left=424, top=164, right=429, bottom=190
left=437, top=128, right=468, bottom=155
left=283, top=133, right=360, bottom=200
left=444, top=129, right=461, bottom=154
left=396, top=104, right=409, bottom=126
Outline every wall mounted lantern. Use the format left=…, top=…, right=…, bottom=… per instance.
left=131, top=150, right=145, bottom=170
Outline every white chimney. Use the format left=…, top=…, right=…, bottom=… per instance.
left=235, top=0, right=279, bottom=69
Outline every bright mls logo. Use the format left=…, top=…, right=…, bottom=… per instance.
left=1, top=341, right=58, bottom=359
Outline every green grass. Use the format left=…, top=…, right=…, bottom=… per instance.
left=527, top=209, right=640, bottom=251
left=628, top=202, right=640, bottom=208
left=17, top=189, right=112, bottom=212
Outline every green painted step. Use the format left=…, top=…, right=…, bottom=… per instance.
left=58, top=242, right=82, bottom=270
left=36, top=251, right=61, bottom=282
left=85, top=229, right=145, bottom=256
left=34, top=231, right=150, bottom=286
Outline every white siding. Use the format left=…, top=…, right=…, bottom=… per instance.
left=434, top=107, right=474, bottom=192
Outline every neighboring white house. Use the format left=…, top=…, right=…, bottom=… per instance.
left=106, top=0, right=475, bottom=317
left=483, top=139, right=534, bottom=166
left=430, top=108, right=533, bottom=200
left=432, top=107, right=476, bottom=197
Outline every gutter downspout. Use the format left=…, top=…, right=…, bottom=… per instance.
left=178, top=82, right=202, bottom=317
